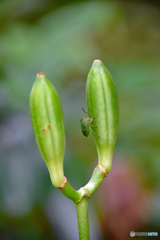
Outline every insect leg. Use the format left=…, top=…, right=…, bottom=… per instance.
left=90, top=125, right=98, bottom=128
left=89, top=127, right=100, bottom=138
left=89, top=118, right=94, bottom=123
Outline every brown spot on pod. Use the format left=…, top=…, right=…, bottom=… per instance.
left=46, top=124, right=51, bottom=130
left=42, top=129, right=48, bottom=133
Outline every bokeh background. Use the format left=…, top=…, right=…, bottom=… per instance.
left=0, top=0, right=160, bottom=239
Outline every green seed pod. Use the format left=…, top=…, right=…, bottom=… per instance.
left=30, top=72, right=65, bottom=188
left=86, top=60, right=119, bottom=173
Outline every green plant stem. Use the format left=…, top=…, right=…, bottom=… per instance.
left=60, top=179, right=81, bottom=202
left=76, top=197, right=90, bottom=240
left=60, top=166, right=106, bottom=202
left=79, top=165, right=107, bottom=197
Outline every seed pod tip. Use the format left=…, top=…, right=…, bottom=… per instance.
left=37, top=72, right=44, bottom=77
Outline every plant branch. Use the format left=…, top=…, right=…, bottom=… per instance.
left=79, top=165, right=107, bottom=197
left=60, top=178, right=82, bottom=202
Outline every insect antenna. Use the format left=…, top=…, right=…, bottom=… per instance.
left=82, top=107, right=87, bottom=115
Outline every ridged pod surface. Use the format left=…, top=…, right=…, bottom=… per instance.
left=30, top=73, right=65, bottom=187
left=86, top=60, right=119, bottom=173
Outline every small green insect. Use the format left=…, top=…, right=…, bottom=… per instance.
left=80, top=108, right=100, bottom=138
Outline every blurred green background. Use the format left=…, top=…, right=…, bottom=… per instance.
left=0, top=0, right=160, bottom=239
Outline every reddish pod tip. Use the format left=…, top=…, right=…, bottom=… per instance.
left=94, top=60, right=100, bottom=63
left=37, top=72, right=44, bottom=77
